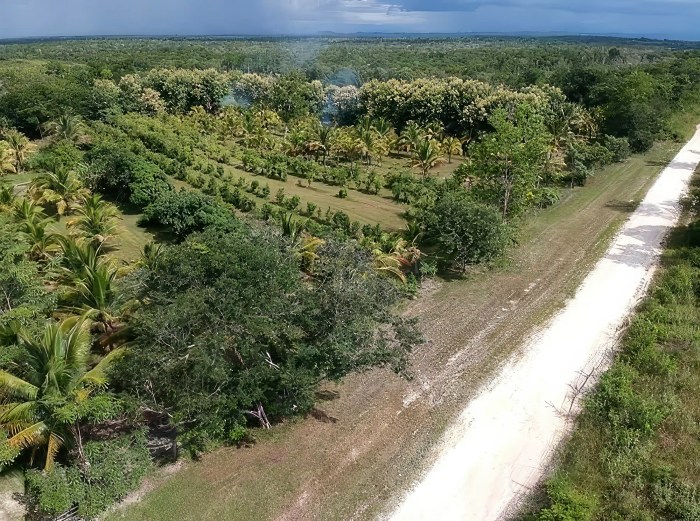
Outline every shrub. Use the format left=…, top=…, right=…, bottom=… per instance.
left=332, top=211, right=352, bottom=234
left=25, top=431, right=151, bottom=519
left=603, top=135, right=631, bottom=162
left=536, top=477, right=596, bottom=521
left=140, top=189, right=234, bottom=239
left=534, top=187, right=561, bottom=209
left=87, top=141, right=171, bottom=209
left=338, top=188, right=348, bottom=199
left=422, top=190, right=510, bottom=271
left=117, top=228, right=419, bottom=450
left=285, top=195, right=301, bottom=211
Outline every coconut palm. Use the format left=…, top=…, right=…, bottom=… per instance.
left=70, top=263, right=120, bottom=332
left=30, top=165, right=89, bottom=216
left=57, top=236, right=120, bottom=333
left=398, top=122, right=424, bottom=153
left=13, top=198, right=47, bottom=225
left=412, top=139, right=445, bottom=179
left=280, top=212, right=306, bottom=241
left=57, top=235, right=104, bottom=277
left=294, top=235, right=325, bottom=274
left=139, top=242, right=164, bottom=271
left=442, top=136, right=463, bottom=164
left=0, top=141, right=16, bottom=174
left=425, top=121, right=445, bottom=142
left=0, top=185, right=15, bottom=210
left=372, top=250, right=407, bottom=284
left=67, top=194, right=120, bottom=247
left=42, top=111, right=85, bottom=143
left=315, top=124, right=335, bottom=165
left=18, top=217, right=59, bottom=261
left=0, top=317, right=125, bottom=470
left=372, top=118, right=394, bottom=140
left=2, top=129, right=35, bottom=174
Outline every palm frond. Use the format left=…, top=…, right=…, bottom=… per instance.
left=3, top=421, right=48, bottom=451
left=44, top=432, right=64, bottom=472
left=0, top=371, right=39, bottom=401
left=0, top=401, right=37, bottom=426
left=79, top=347, right=127, bottom=388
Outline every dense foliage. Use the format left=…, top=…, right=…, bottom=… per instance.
left=118, top=224, right=419, bottom=449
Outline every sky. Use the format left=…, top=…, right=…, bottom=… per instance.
left=1, top=0, right=700, bottom=41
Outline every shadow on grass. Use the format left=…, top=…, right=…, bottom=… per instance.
left=112, top=199, right=176, bottom=245
left=605, top=199, right=640, bottom=212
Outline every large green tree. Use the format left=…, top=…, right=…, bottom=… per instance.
left=117, top=224, right=419, bottom=449
left=469, top=105, right=550, bottom=219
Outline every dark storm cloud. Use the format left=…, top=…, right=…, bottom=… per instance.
left=392, top=0, right=700, bottom=14
left=0, top=0, right=698, bottom=39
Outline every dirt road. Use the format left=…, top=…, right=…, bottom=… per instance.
left=112, top=139, right=686, bottom=521
left=388, top=127, right=700, bottom=521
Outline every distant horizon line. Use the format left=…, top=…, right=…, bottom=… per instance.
left=1, top=31, right=699, bottom=44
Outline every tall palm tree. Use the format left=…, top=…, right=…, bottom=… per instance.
left=2, top=129, right=35, bottom=174
left=0, top=141, right=16, bottom=174
left=316, top=124, right=335, bottom=165
left=412, top=139, right=444, bottom=179
left=67, top=194, right=120, bottom=247
left=442, top=136, right=463, bottom=164
left=30, top=165, right=89, bottom=216
left=0, top=317, right=125, bottom=470
left=42, top=111, right=85, bottom=143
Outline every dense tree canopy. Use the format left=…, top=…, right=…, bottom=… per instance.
left=118, top=224, right=419, bottom=447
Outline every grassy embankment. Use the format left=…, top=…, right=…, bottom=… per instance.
left=520, top=167, right=700, bottom=520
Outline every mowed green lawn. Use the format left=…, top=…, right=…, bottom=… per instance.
left=218, top=161, right=408, bottom=230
